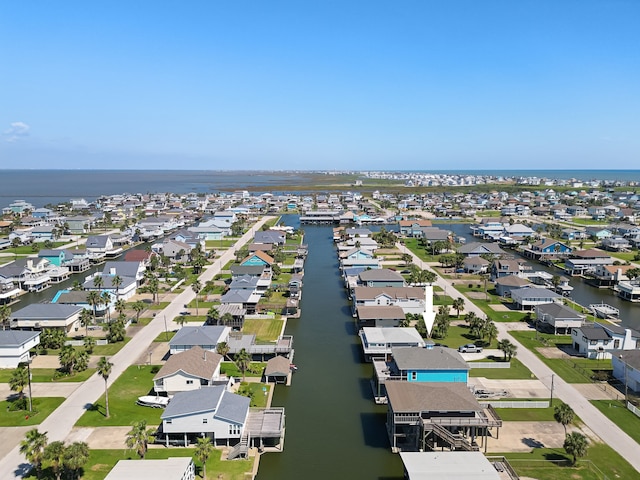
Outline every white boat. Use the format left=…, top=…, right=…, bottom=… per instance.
left=136, top=395, right=169, bottom=408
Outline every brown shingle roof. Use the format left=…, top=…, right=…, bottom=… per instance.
left=153, top=346, right=222, bottom=382
left=386, top=382, right=481, bottom=413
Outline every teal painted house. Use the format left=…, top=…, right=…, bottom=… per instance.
left=38, top=249, right=66, bottom=267
left=373, top=346, right=469, bottom=402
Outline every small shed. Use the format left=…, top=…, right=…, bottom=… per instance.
left=264, top=355, right=291, bottom=384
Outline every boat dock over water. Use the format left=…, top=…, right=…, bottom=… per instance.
left=589, top=303, right=620, bottom=319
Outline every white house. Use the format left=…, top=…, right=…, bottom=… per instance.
left=160, top=386, right=250, bottom=447
left=10, top=304, right=83, bottom=333
left=571, top=324, right=640, bottom=359
left=153, top=346, right=224, bottom=396
left=612, top=351, right=640, bottom=394
left=0, top=330, right=40, bottom=368
left=358, top=327, right=426, bottom=362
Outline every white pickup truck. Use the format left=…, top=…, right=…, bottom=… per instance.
left=458, top=344, right=483, bottom=353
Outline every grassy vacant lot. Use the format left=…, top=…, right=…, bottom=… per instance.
left=220, top=362, right=266, bottom=379
left=403, top=238, right=431, bottom=262
left=0, top=397, right=65, bottom=426
left=242, top=318, right=284, bottom=343
left=510, top=331, right=612, bottom=384
left=153, top=331, right=176, bottom=342
left=29, top=447, right=253, bottom=480
left=436, top=324, right=499, bottom=350
left=493, top=398, right=566, bottom=422
left=503, top=442, right=637, bottom=480
left=92, top=338, right=132, bottom=356
left=0, top=368, right=95, bottom=383
left=590, top=400, right=640, bottom=444
left=75, top=365, right=162, bottom=427
left=469, top=357, right=534, bottom=380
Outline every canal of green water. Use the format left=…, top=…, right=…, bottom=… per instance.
left=256, top=223, right=403, bottom=479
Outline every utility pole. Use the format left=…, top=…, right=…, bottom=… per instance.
left=27, top=355, right=33, bottom=412
left=550, top=374, right=555, bottom=405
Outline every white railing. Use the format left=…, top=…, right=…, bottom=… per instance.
left=468, top=362, right=511, bottom=369
left=480, top=401, right=550, bottom=409
left=627, top=401, right=640, bottom=418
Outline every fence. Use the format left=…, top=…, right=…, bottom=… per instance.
left=627, top=401, right=640, bottom=418
left=468, top=362, right=511, bottom=369
left=506, top=458, right=610, bottom=480
left=480, top=400, right=549, bottom=409
left=65, top=339, right=108, bottom=347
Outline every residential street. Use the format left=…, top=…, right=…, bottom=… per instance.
left=0, top=219, right=269, bottom=479
left=398, top=243, right=640, bottom=474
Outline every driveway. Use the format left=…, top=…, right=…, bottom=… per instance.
left=486, top=422, right=577, bottom=453
left=0, top=383, right=80, bottom=400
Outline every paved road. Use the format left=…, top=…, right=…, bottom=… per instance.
left=398, top=243, right=640, bottom=474
left=0, top=219, right=270, bottom=479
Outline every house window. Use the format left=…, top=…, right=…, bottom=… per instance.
left=202, top=418, right=208, bottom=424
left=590, top=340, right=597, bottom=345
left=166, top=419, right=172, bottom=424
left=614, top=340, right=620, bottom=349
left=186, top=380, right=194, bottom=385
left=410, top=372, right=417, bottom=381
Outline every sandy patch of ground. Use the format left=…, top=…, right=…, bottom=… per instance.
left=471, top=378, right=549, bottom=398
left=0, top=427, right=30, bottom=459
left=486, top=421, right=579, bottom=453
left=489, top=304, right=511, bottom=311
left=572, top=383, right=624, bottom=401
left=68, top=426, right=131, bottom=449
left=466, top=291, right=489, bottom=300
left=135, top=342, right=169, bottom=365
left=30, top=355, right=61, bottom=369
left=536, top=347, right=571, bottom=359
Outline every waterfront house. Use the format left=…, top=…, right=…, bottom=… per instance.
left=612, top=351, right=640, bottom=394
left=352, top=286, right=426, bottom=315
left=510, top=287, right=562, bottom=310
left=37, top=249, right=67, bottom=267
left=372, top=346, right=469, bottom=402
left=85, top=235, right=119, bottom=261
left=0, top=277, right=22, bottom=305
left=240, top=251, right=273, bottom=270
left=457, top=242, right=505, bottom=258
left=601, top=236, right=631, bottom=252
left=153, top=346, right=225, bottom=396
left=618, top=280, right=640, bottom=302
left=0, top=330, right=40, bottom=368
left=161, top=239, right=192, bottom=260
left=356, top=305, right=407, bottom=328
left=169, top=326, right=231, bottom=354
left=0, top=258, right=52, bottom=292
left=462, top=256, right=490, bottom=274
left=400, top=452, right=503, bottom=480
left=399, top=219, right=433, bottom=237
left=490, top=259, right=526, bottom=281
left=585, top=227, right=612, bottom=240
left=359, top=327, right=426, bottom=362
left=253, top=229, right=286, bottom=246
left=220, top=288, right=261, bottom=315
left=160, top=385, right=249, bottom=447
left=591, top=264, right=634, bottom=288
left=339, top=247, right=375, bottom=261
left=571, top=323, right=640, bottom=359
left=263, top=355, right=292, bottom=384
left=385, top=382, right=501, bottom=453
left=10, top=303, right=83, bottom=333
left=529, top=238, right=572, bottom=256
left=64, top=216, right=93, bottom=234
left=105, top=458, right=195, bottom=480
left=564, top=249, right=614, bottom=276
left=535, top=302, right=585, bottom=334
left=102, top=261, right=146, bottom=285
left=358, top=268, right=405, bottom=288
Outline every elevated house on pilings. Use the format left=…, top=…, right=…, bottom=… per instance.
left=385, top=382, right=502, bottom=454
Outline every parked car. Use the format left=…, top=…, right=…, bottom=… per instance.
left=458, top=344, right=483, bottom=353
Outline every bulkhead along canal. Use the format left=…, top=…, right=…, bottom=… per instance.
left=256, top=221, right=403, bottom=479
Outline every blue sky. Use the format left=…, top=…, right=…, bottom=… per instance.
left=1, top=1, right=639, bottom=170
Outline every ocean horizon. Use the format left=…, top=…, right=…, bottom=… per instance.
left=1, top=168, right=639, bottom=210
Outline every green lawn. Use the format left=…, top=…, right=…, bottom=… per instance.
left=75, top=365, right=163, bottom=427
left=242, top=318, right=284, bottom=342
left=493, top=399, right=563, bottom=422
left=435, top=323, right=499, bottom=350
left=509, top=331, right=612, bottom=384
left=153, top=331, right=176, bottom=342
left=503, top=442, right=637, bottom=480
left=91, top=338, right=131, bottom=356
left=0, top=397, right=65, bottom=426
left=26, top=447, right=253, bottom=480
left=0, top=367, right=96, bottom=383
left=148, top=302, right=171, bottom=310
left=591, top=400, right=640, bottom=444
left=469, top=357, right=535, bottom=380
left=608, top=251, right=638, bottom=262
left=220, top=361, right=266, bottom=379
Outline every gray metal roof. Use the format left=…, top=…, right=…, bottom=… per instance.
left=577, top=326, right=611, bottom=341
left=102, top=261, right=141, bottom=278
left=386, top=382, right=481, bottom=413
left=359, top=268, right=405, bottom=282
left=357, top=305, right=406, bottom=320
left=391, top=346, right=469, bottom=371
left=161, top=386, right=250, bottom=424
left=220, top=289, right=254, bottom=303
left=170, top=326, right=229, bottom=347
left=535, top=303, right=583, bottom=320
left=11, top=303, right=82, bottom=319
left=0, top=330, right=40, bottom=347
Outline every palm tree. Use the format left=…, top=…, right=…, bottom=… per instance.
left=114, top=299, right=127, bottom=317
left=554, top=403, right=575, bottom=435
left=195, top=436, right=214, bottom=479
left=234, top=348, right=252, bottom=381
left=101, top=291, right=112, bottom=322
left=9, top=364, right=28, bottom=405
left=87, top=290, right=101, bottom=319
left=216, top=341, right=231, bottom=361
left=0, top=304, right=11, bottom=330
left=97, top=357, right=113, bottom=418
left=484, top=321, right=499, bottom=347
left=401, top=253, right=413, bottom=267
left=452, top=298, right=465, bottom=318
left=147, top=276, right=159, bottom=304
left=191, top=279, right=202, bottom=315
left=64, top=441, right=89, bottom=480
left=132, top=300, right=145, bottom=323
left=563, top=431, right=588, bottom=465
left=497, top=338, right=517, bottom=361
left=207, top=307, right=220, bottom=325
left=92, top=274, right=103, bottom=291
left=220, top=312, right=234, bottom=327
left=59, top=345, right=78, bottom=375
left=20, top=428, right=48, bottom=479
left=112, top=275, right=123, bottom=300
left=83, top=336, right=96, bottom=354
left=79, top=309, right=93, bottom=337
left=126, top=420, right=155, bottom=458
left=44, top=441, right=66, bottom=480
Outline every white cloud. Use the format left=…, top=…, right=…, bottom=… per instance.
left=3, top=121, right=31, bottom=142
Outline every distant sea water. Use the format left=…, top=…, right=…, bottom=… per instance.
left=1, top=169, right=639, bottom=210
